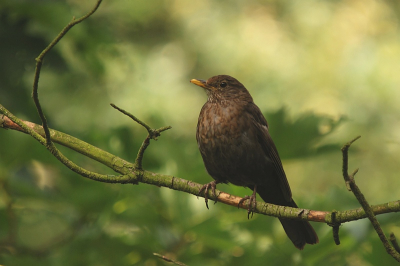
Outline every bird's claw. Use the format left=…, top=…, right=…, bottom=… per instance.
left=198, top=181, right=218, bottom=209
left=238, top=192, right=257, bottom=219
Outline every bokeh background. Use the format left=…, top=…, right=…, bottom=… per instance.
left=1, top=0, right=400, bottom=265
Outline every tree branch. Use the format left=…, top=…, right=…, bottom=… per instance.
left=0, top=106, right=131, bottom=183
left=32, top=0, right=102, bottom=145
left=110, top=103, right=171, bottom=170
left=341, top=136, right=400, bottom=262
left=1, top=0, right=400, bottom=261
left=1, top=114, right=400, bottom=225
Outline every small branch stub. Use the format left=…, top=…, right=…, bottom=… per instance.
left=329, top=210, right=341, bottom=245
left=390, top=233, right=400, bottom=253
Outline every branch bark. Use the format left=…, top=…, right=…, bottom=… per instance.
left=1, top=0, right=400, bottom=262
left=1, top=114, right=400, bottom=225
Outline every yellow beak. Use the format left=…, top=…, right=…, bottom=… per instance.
left=190, top=79, right=209, bottom=89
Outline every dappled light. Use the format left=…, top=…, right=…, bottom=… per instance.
left=2, top=0, right=400, bottom=265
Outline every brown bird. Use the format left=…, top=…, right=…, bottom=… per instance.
left=191, top=75, right=318, bottom=250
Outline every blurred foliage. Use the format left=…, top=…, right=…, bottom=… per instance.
left=1, top=0, right=400, bottom=265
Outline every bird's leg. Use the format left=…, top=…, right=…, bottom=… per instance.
left=238, top=185, right=257, bottom=219
left=198, top=180, right=220, bottom=209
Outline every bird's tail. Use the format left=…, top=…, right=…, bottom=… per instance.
left=278, top=212, right=319, bottom=250
left=253, top=185, right=319, bottom=250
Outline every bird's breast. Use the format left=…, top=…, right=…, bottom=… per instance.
left=196, top=101, right=266, bottom=186
left=197, top=102, right=245, bottom=145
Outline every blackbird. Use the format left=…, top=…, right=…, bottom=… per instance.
left=191, top=75, right=318, bottom=250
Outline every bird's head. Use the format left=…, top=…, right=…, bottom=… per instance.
left=190, top=75, right=253, bottom=103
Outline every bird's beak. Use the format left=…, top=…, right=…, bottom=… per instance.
left=190, top=79, right=210, bottom=90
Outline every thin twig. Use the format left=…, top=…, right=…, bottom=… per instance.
left=390, top=233, right=400, bottom=253
left=32, top=0, right=102, bottom=145
left=110, top=103, right=153, bottom=134
left=110, top=103, right=171, bottom=169
left=23, top=1, right=127, bottom=184
left=341, top=135, right=361, bottom=186
left=135, top=135, right=151, bottom=170
left=341, top=136, right=400, bottom=262
left=110, top=103, right=172, bottom=139
left=156, top=125, right=172, bottom=134
left=153, top=253, right=187, bottom=266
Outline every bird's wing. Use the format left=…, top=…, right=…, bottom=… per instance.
left=248, top=103, right=292, bottom=201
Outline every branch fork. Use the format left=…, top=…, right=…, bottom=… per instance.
left=110, top=103, right=171, bottom=170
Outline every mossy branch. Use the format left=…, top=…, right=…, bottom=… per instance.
left=1, top=0, right=400, bottom=261
left=1, top=113, right=400, bottom=225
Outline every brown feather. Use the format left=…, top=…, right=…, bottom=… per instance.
left=193, top=75, right=318, bottom=249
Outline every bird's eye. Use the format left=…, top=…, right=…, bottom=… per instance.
left=220, top=82, right=227, bottom=88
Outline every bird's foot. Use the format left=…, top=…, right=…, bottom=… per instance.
left=238, top=186, right=257, bottom=219
left=198, top=180, right=219, bottom=209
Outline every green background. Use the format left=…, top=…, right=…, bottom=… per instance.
left=1, top=0, right=400, bottom=265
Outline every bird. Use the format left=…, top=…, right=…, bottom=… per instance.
left=190, top=75, right=318, bottom=250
